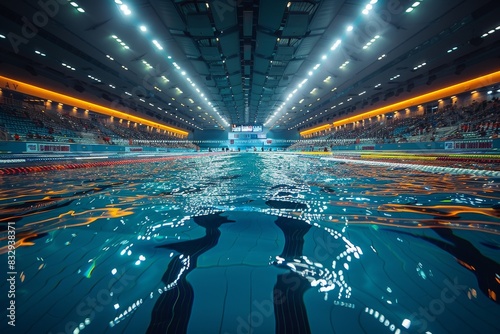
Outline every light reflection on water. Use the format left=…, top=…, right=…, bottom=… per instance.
left=0, top=152, right=499, bottom=334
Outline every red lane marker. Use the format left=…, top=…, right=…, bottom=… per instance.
left=0, top=153, right=224, bottom=175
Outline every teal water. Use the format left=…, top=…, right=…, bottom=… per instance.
left=1, top=152, right=499, bottom=333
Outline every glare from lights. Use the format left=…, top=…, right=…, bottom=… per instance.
left=119, top=4, right=132, bottom=15
left=339, top=60, right=349, bottom=69
left=331, top=39, right=342, bottom=50
left=140, top=25, right=147, bottom=32
left=346, top=25, right=354, bottom=32
left=152, top=39, right=163, bottom=50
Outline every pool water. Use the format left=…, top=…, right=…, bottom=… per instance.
left=1, top=152, right=499, bottom=334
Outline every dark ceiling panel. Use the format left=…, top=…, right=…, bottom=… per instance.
left=255, top=31, right=278, bottom=57
left=233, top=85, right=243, bottom=95
left=269, top=66, right=285, bottom=76
left=294, top=35, right=322, bottom=58
left=219, top=32, right=240, bottom=58
left=186, top=14, right=214, bottom=37
left=309, top=0, right=343, bottom=31
left=225, top=57, right=241, bottom=74
left=209, top=64, right=225, bottom=75
left=190, top=60, right=210, bottom=76
left=212, top=2, right=238, bottom=31
left=266, top=79, right=279, bottom=87
left=172, top=35, right=201, bottom=58
left=258, top=0, right=288, bottom=31
left=243, top=11, right=254, bottom=37
left=284, top=60, right=305, bottom=75
left=253, top=74, right=266, bottom=86
left=207, top=86, right=219, bottom=94
left=254, top=57, right=270, bottom=74
left=244, top=44, right=252, bottom=61
left=251, top=86, right=263, bottom=96
left=200, top=47, right=222, bottom=61
left=229, top=74, right=242, bottom=87
left=282, top=14, right=310, bottom=37
left=275, top=46, right=295, bottom=61
left=153, top=0, right=186, bottom=30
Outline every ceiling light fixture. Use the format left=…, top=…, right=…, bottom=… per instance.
left=265, top=0, right=380, bottom=128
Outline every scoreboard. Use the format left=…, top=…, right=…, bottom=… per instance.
left=231, top=125, right=263, bottom=132
left=228, top=125, right=267, bottom=145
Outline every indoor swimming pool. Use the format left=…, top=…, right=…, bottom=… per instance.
left=1, top=152, right=499, bottom=334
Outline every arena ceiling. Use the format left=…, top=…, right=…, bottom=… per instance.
left=0, top=0, right=499, bottom=133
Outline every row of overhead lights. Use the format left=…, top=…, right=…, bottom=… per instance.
left=103, top=8, right=199, bottom=131
left=108, top=34, right=202, bottom=130
left=265, top=0, right=379, bottom=128
left=62, top=63, right=76, bottom=71
left=1, top=2, right=195, bottom=133
left=291, top=2, right=427, bottom=130
left=362, top=35, right=380, bottom=50
left=480, top=24, right=500, bottom=38
left=289, top=74, right=403, bottom=130
left=293, top=4, right=378, bottom=121
left=412, top=62, right=426, bottom=71
left=405, top=1, right=421, bottom=13
left=113, top=0, right=229, bottom=129
left=111, top=35, right=130, bottom=49
left=290, top=6, right=498, bottom=133
left=68, top=2, right=85, bottom=13
left=88, top=75, right=101, bottom=83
